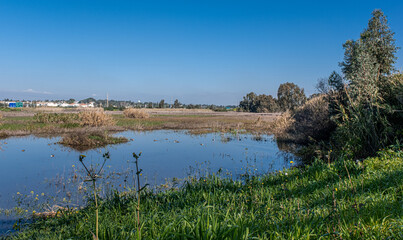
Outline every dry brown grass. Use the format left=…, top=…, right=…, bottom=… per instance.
left=123, top=108, right=150, bottom=119
left=292, top=95, right=335, bottom=141
left=78, top=111, right=115, bottom=127
left=272, top=95, right=336, bottom=143
left=269, top=111, right=294, bottom=138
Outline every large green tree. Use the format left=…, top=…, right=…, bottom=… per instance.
left=255, top=94, right=280, bottom=113
left=277, top=82, right=306, bottom=111
left=239, top=92, right=279, bottom=113
left=239, top=92, right=257, bottom=112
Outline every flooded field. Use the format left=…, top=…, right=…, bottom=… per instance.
left=0, top=130, right=297, bottom=234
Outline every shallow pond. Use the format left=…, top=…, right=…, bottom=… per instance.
left=0, top=130, right=297, bottom=234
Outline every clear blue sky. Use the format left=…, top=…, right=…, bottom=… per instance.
left=1, top=0, right=402, bottom=105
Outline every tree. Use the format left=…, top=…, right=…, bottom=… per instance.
left=79, top=97, right=96, bottom=103
left=277, top=82, right=306, bottom=111
left=255, top=94, right=280, bottom=113
left=340, top=10, right=398, bottom=94
left=334, top=9, right=401, bottom=159
left=239, top=92, right=257, bottom=112
left=239, top=92, right=280, bottom=113
left=158, top=99, right=165, bottom=108
left=67, top=98, right=75, bottom=104
left=173, top=99, right=180, bottom=108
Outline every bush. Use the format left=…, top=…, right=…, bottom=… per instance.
left=123, top=108, right=150, bottom=119
left=34, top=113, right=79, bottom=124
left=78, top=111, right=115, bottom=127
left=292, top=95, right=336, bottom=142
left=272, top=95, right=336, bottom=144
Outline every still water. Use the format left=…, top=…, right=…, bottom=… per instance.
left=0, top=130, right=297, bottom=234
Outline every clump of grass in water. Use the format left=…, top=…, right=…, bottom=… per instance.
left=59, top=132, right=128, bottom=151
left=78, top=152, right=110, bottom=240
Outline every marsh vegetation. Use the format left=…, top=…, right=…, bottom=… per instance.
left=1, top=9, right=402, bottom=240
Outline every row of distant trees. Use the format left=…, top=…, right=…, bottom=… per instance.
left=239, top=82, right=307, bottom=113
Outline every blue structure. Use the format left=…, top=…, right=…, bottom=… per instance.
left=9, top=102, right=16, bottom=108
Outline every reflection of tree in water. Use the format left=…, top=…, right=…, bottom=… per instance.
left=275, top=140, right=301, bottom=164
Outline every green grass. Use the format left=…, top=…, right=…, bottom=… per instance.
left=8, top=146, right=402, bottom=239
left=0, top=108, right=22, bottom=112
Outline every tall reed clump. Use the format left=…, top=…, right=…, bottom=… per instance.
left=78, top=111, right=115, bottom=127
left=123, top=108, right=150, bottom=119
left=269, top=111, right=294, bottom=141
left=78, top=152, right=110, bottom=240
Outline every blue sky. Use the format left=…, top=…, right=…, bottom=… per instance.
left=1, top=0, right=402, bottom=105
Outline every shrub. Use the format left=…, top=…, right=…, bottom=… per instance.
left=34, top=113, right=79, bottom=124
left=123, top=108, right=150, bottom=119
left=292, top=95, right=336, bottom=142
left=78, top=111, right=115, bottom=127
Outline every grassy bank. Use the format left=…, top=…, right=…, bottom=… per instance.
left=7, top=146, right=402, bottom=239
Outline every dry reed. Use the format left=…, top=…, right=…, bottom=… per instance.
left=78, top=111, right=115, bottom=127
left=123, top=108, right=150, bottom=119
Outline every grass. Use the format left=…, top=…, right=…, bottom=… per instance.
left=7, top=146, right=402, bottom=239
left=59, top=132, right=128, bottom=151
left=0, top=108, right=22, bottom=112
left=0, top=111, right=277, bottom=138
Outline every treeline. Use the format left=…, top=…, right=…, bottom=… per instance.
left=79, top=98, right=235, bottom=111
left=239, top=82, right=306, bottom=112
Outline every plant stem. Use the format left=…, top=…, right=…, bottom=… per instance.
left=135, top=159, right=141, bottom=237
left=93, top=179, right=99, bottom=240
